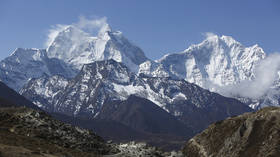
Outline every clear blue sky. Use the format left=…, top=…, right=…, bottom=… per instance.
left=0, top=0, right=279, bottom=60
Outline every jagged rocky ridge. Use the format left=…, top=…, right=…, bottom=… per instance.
left=182, top=107, right=280, bottom=157
left=21, top=59, right=252, bottom=133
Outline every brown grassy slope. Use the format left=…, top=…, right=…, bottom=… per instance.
left=182, top=107, right=280, bottom=157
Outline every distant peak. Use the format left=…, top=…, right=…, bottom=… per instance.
left=10, top=48, right=42, bottom=56
left=61, top=25, right=88, bottom=35
left=220, top=35, right=241, bottom=46
left=98, top=23, right=112, bottom=37
left=195, top=34, right=243, bottom=49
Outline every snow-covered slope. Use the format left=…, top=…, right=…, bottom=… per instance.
left=21, top=59, right=252, bottom=131
left=47, top=25, right=148, bottom=72
left=139, top=34, right=280, bottom=109
left=0, top=48, right=74, bottom=91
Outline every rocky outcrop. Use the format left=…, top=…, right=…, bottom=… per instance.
left=182, top=107, right=280, bottom=157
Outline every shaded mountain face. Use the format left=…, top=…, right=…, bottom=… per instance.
left=0, top=81, right=39, bottom=110
left=139, top=35, right=280, bottom=109
left=98, top=95, right=193, bottom=137
left=21, top=59, right=252, bottom=132
left=182, top=107, right=280, bottom=157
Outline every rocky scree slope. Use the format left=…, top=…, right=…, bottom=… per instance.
left=183, top=107, right=280, bottom=157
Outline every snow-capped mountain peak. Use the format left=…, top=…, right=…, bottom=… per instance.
left=46, top=24, right=148, bottom=72
left=0, top=48, right=50, bottom=91
left=46, top=25, right=93, bottom=62
left=97, top=23, right=112, bottom=37
left=9, top=48, right=46, bottom=62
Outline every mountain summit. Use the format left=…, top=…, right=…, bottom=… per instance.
left=47, top=25, right=148, bottom=72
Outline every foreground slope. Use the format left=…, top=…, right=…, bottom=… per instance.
left=183, top=107, right=280, bottom=157
left=0, top=107, right=117, bottom=157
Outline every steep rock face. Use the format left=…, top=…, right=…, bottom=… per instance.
left=20, top=74, right=69, bottom=110
left=182, top=107, right=280, bottom=157
left=138, top=35, right=280, bottom=109
left=47, top=25, right=148, bottom=72
left=21, top=59, right=252, bottom=132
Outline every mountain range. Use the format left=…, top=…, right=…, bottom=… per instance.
left=1, top=25, right=279, bottom=110
left=0, top=23, right=277, bottom=150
